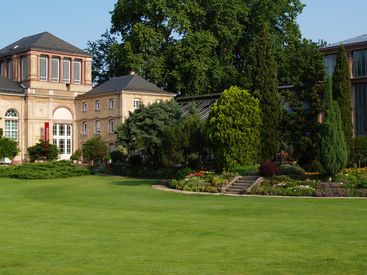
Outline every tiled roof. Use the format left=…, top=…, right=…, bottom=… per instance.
left=0, top=32, right=90, bottom=58
left=323, top=33, right=367, bottom=50
left=80, top=74, right=175, bottom=97
left=0, top=76, right=24, bottom=94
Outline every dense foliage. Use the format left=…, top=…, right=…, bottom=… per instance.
left=82, top=135, right=109, bottom=165
left=117, top=100, right=182, bottom=166
left=251, top=24, right=281, bottom=160
left=0, top=161, right=91, bottom=179
left=332, top=46, right=353, bottom=159
left=280, top=39, right=325, bottom=165
left=87, top=0, right=304, bottom=95
left=207, top=86, right=261, bottom=169
left=320, top=77, right=347, bottom=176
left=160, top=110, right=207, bottom=167
left=28, top=140, right=59, bottom=162
left=0, top=137, right=18, bottom=160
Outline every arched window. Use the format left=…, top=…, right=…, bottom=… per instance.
left=4, top=109, right=18, bottom=141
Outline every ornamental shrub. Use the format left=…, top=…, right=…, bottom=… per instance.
left=28, top=140, right=59, bottom=162
left=332, top=46, right=353, bottom=159
left=320, top=77, right=347, bottom=176
left=207, top=86, right=261, bottom=170
left=82, top=135, right=109, bottom=165
left=259, top=161, right=280, bottom=177
left=279, top=164, right=305, bottom=175
left=0, top=137, right=19, bottom=160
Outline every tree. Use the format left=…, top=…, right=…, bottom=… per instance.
left=332, top=46, right=353, bottom=159
left=251, top=23, right=281, bottom=161
left=28, top=140, right=59, bottom=162
left=160, top=110, right=207, bottom=167
left=280, top=39, right=325, bottom=165
left=82, top=136, right=109, bottom=165
left=0, top=137, right=18, bottom=161
left=320, top=77, right=347, bottom=176
left=207, top=86, right=262, bottom=169
left=88, top=0, right=304, bottom=96
left=116, top=100, right=181, bottom=166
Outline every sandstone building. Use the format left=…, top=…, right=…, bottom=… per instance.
left=0, top=32, right=174, bottom=162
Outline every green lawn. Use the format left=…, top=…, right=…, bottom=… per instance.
left=0, top=175, right=367, bottom=274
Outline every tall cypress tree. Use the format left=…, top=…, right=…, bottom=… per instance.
left=251, top=23, right=281, bottom=161
left=332, top=46, right=353, bottom=159
left=321, top=77, right=347, bottom=176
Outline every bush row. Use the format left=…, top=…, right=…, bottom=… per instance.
left=0, top=161, right=92, bottom=179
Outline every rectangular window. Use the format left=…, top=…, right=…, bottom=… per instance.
left=354, top=83, right=367, bottom=135
left=109, top=98, right=115, bottom=109
left=95, top=120, right=101, bottom=134
left=0, top=62, right=3, bottom=76
left=82, top=122, right=88, bottom=135
left=63, top=58, right=70, bottom=83
left=40, top=56, right=48, bottom=81
left=59, top=124, right=65, bottom=136
left=59, top=139, right=65, bottom=154
left=21, top=56, right=28, bottom=81
left=53, top=138, right=57, bottom=146
left=95, top=100, right=100, bottom=111
left=67, top=125, right=71, bottom=136
left=109, top=120, right=115, bottom=133
left=82, top=102, right=88, bottom=112
left=133, top=98, right=140, bottom=109
left=73, top=60, right=81, bottom=84
left=53, top=125, right=57, bottom=135
left=324, top=54, right=337, bottom=76
left=353, top=50, right=367, bottom=78
left=7, top=60, right=13, bottom=80
left=51, top=57, right=59, bottom=82
left=66, top=139, right=71, bottom=154
left=4, top=120, right=18, bottom=141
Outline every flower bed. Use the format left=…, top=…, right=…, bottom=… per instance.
left=250, top=171, right=367, bottom=197
left=168, top=170, right=233, bottom=193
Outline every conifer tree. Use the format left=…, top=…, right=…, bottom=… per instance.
left=321, top=77, right=347, bottom=176
left=332, top=46, right=353, bottom=159
left=251, top=23, right=281, bottom=161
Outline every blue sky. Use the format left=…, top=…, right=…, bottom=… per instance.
left=0, top=0, right=366, bottom=50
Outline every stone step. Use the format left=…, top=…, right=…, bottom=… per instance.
left=224, top=176, right=263, bottom=195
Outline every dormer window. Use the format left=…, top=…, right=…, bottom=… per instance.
left=73, top=60, right=81, bottom=84
left=21, top=56, right=28, bottom=81
left=40, top=56, right=48, bottom=81
left=7, top=60, right=13, bottom=80
left=51, top=57, right=59, bottom=82
left=63, top=58, right=71, bottom=83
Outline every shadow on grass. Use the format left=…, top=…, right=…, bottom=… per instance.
left=111, top=179, right=160, bottom=187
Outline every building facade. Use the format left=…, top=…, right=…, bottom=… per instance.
left=322, top=34, right=367, bottom=136
left=0, top=32, right=174, bottom=162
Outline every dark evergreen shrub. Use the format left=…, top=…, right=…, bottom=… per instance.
left=259, top=162, right=280, bottom=177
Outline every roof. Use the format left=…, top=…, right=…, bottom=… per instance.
left=323, top=33, right=367, bottom=50
left=0, top=76, right=24, bottom=94
left=80, top=74, right=175, bottom=97
left=0, top=32, right=90, bottom=58
left=176, top=93, right=221, bottom=120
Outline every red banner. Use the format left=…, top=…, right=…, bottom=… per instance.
left=44, top=122, right=49, bottom=142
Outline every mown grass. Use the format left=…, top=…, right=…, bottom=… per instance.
left=0, top=175, right=366, bottom=274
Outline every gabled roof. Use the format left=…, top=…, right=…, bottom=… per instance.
left=323, top=33, right=367, bottom=50
left=0, top=76, right=24, bottom=94
left=0, top=32, right=90, bottom=58
left=79, top=74, right=175, bottom=97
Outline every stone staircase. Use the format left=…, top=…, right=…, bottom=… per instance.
left=223, top=176, right=263, bottom=195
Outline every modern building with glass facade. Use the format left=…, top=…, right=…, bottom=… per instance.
left=322, top=34, right=367, bottom=136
